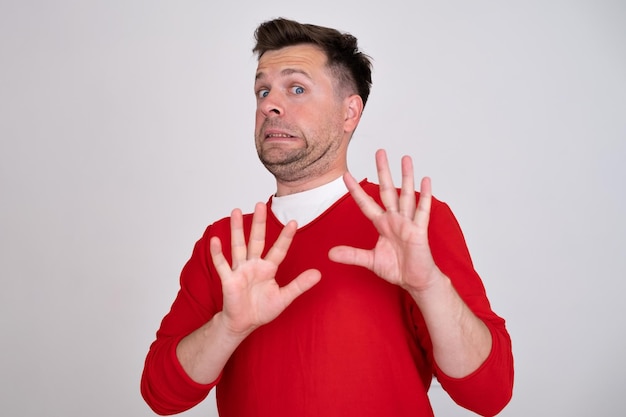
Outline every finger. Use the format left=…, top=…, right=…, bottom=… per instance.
left=229, top=208, right=246, bottom=269
left=328, top=245, right=374, bottom=271
left=209, top=236, right=233, bottom=280
left=414, top=177, right=432, bottom=231
left=247, top=202, right=267, bottom=259
left=375, top=149, right=399, bottom=212
left=279, top=269, right=322, bottom=306
left=343, top=171, right=385, bottom=220
left=398, top=155, right=416, bottom=218
left=264, top=220, right=298, bottom=266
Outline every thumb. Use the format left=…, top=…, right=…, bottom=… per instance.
left=280, top=269, right=322, bottom=305
left=328, top=246, right=374, bottom=270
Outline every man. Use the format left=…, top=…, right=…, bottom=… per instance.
left=141, top=18, right=513, bottom=417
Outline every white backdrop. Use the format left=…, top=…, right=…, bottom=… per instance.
left=1, top=1, right=624, bottom=416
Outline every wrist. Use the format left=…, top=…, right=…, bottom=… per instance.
left=211, top=311, right=255, bottom=343
left=404, top=266, right=446, bottom=295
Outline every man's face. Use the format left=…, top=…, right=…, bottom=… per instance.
left=254, top=44, right=350, bottom=185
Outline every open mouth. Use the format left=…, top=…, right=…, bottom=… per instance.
left=266, top=133, right=295, bottom=139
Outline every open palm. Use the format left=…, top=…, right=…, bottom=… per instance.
left=329, top=150, right=440, bottom=293
left=210, top=203, right=321, bottom=336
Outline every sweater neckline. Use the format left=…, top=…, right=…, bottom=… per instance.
left=270, top=177, right=347, bottom=228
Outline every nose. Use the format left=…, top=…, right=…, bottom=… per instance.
left=259, top=90, right=283, bottom=117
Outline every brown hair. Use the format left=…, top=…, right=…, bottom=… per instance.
left=253, top=18, right=373, bottom=107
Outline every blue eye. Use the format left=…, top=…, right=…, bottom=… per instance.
left=292, top=86, right=304, bottom=94
left=257, top=89, right=269, bottom=99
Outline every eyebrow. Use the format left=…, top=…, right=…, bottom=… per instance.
left=255, top=68, right=313, bottom=82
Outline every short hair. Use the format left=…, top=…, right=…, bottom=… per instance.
left=253, top=18, right=373, bottom=107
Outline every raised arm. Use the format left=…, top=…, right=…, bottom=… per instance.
left=328, top=149, right=491, bottom=378
left=176, top=202, right=322, bottom=384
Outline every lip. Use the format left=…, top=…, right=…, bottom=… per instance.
left=263, top=129, right=297, bottom=140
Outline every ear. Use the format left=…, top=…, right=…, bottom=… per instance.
left=343, top=94, right=364, bottom=134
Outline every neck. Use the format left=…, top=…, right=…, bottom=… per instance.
left=275, top=168, right=347, bottom=197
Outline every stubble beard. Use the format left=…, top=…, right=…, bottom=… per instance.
left=255, top=111, right=346, bottom=183
left=256, top=131, right=341, bottom=184
left=257, top=140, right=337, bottom=183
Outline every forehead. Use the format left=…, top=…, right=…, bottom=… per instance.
left=255, top=44, right=329, bottom=79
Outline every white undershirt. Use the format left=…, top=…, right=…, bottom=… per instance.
left=271, top=176, right=349, bottom=228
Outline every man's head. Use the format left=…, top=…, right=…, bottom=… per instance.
left=253, top=18, right=372, bottom=108
left=252, top=18, right=373, bottom=195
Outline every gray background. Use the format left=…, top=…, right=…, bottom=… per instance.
left=1, top=1, right=624, bottom=416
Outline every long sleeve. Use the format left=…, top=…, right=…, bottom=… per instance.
left=140, top=184, right=513, bottom=417
left=413, top=198, right=514, bottom=416
left=140, top=222, right=227, bottom=415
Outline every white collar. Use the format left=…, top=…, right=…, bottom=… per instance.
left=271, top=177, right=348, bottom=228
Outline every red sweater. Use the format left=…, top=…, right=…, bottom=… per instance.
left=141, top=181, right=513, bottom=416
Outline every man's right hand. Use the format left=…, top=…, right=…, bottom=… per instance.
left=210, top=202, right=322, bottom=337
left=175, top=202, right=320, bottom=385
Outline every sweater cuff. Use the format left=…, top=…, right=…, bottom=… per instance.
left=433, top=324, right=513, bottom=416
left=434, top=322, right=499, bottom=383
left=169, top=335, right=223, bottom=391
